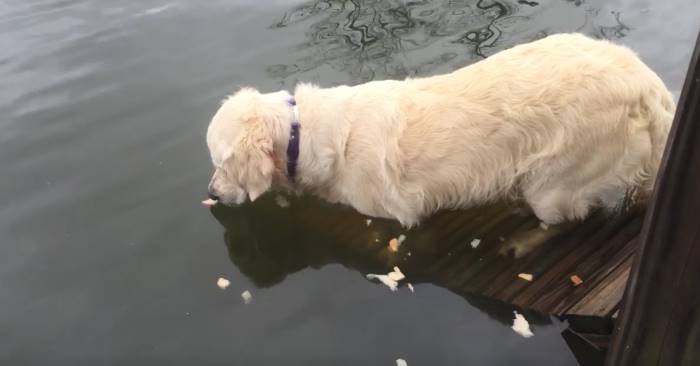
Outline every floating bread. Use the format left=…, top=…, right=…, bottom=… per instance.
left=387, top=266, right=405, bottom=281
left=202, top=198, right=218, bottom=207
left=517, top=273, right=533, bottom=282
left=511, top=311, right=534, bottom=338
left=366, top=274, right=398, bottom=291
left=217, top=277, right=230, bottom=289
left=241, top=290, right=253, bottom=304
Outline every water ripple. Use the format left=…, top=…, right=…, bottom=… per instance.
left=267, top=0, right=634, bottom=84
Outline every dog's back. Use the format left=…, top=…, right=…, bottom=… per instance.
left=388, top=34, right=675, bottom=224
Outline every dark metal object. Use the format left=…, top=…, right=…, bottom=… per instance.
left=606, top=30, right=700, bottom=366
left=563, top=329, right=607, bottom=366
left=561, top=314, right=614, bottom=365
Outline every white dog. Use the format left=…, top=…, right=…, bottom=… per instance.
left=206, top=33, right=674, bottom=228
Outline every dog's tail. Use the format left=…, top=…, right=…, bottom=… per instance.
left=633, top=87, right=676, bottom=203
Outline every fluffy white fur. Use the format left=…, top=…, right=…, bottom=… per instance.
left=206, top=33, right=674, bottom=227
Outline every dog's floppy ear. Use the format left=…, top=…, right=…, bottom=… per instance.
left=242, top=136, right=274, bottom=202
left=235, top=107, right=276, bottom=202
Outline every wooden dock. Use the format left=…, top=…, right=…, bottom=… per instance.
left=397, top=204, right=641, bottom=318
left=213, top=196, right=642, bottom=318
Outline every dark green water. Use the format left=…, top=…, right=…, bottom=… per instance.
left=1, top=1, right=698, bottom=365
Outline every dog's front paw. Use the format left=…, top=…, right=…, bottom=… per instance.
left=498, top=228, right=552, bottom=259
left=498, top=238, right=535, bottom=259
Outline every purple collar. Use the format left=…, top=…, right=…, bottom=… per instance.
left=286, top=97, right=300, bottom=182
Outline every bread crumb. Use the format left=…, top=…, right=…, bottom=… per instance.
left=470, top=239, right=481, bottom=248
left=366, top=274, right=398, bottom=291
left=511, top=311, right=534, bottom=338
left=396, top=359, right=408, bottom=366
left=517, top=273, right=533, bottom=282
left=407, top=283, right=414, bottom=292
left=388, top=266, right=405, bottom=281
left=397, top=234, right=407, bottom=244
left=389, top=238, right=401, bottom=252
left=217, top=277, right=230, bottom=289
left=275, top=195, right=290, bottom=208
left=202, top=198, right=217, bottom=207
left=540, top=222, right=549, bottom=230
left=570, top=275, right=583, bottom=286
left=241, top=290, right=253, bottom=304
left=366, top=219, right=372, bottom=226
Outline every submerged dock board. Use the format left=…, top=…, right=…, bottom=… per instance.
left=214, top=196, right=643, bottom=318
left=420, top=206, right=641, bottom=317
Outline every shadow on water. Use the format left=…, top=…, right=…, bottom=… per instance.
left=267, top=0, right=632, bottom=84
left=210, top=193, right=627, bottom=364
left=211, top=194, right=553, bottom=327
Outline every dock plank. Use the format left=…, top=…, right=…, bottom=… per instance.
left=568, top=256, right=632, bottom=316
left=214, top=195, right=644, bottom=318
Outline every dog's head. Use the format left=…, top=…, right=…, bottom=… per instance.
left=206, top=88, right=288, bottom=205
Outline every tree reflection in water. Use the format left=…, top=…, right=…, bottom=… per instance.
left=267, top=0, right=630, bottom=85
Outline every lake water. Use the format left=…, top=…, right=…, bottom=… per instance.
left=1, top=1, right=698, bottom=365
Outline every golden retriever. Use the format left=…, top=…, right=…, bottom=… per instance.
left=206, top=33, right=674, bottom=227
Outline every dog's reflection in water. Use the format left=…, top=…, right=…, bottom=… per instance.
left=210, top=194, right=558, bottom=327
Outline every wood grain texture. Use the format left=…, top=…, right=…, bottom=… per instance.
left=606, top=31, right=700, bottom=366
left=214, top=194, right=643, bottom=318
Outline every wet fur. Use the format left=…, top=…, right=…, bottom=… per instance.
left=206, top=33, right=674, bottom=227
